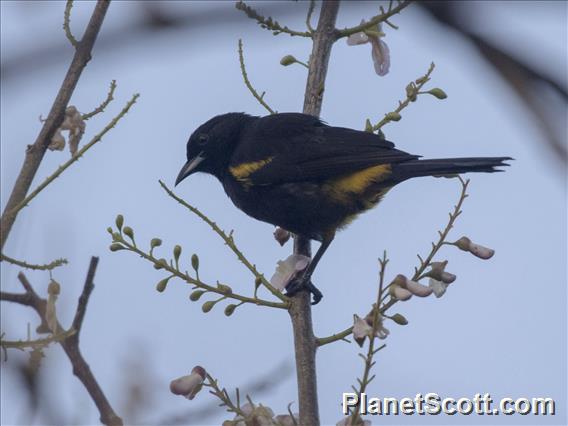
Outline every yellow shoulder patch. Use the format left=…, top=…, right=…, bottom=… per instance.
left=229, top=157, right=274, bottom=182
left=329, top=164, right=392, bottom=194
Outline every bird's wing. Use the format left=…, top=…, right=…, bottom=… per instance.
left=229, top=113, right=419, bottom=185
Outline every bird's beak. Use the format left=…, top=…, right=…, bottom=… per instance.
left=175, top=154, right=205, bottom=186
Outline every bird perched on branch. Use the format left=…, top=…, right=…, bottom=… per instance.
left=175, top=112, right=511, bottom=304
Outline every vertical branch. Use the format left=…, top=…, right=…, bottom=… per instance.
left=289, top=2, right=340, bottom=425
left=0, top=0, right=111, bottom=250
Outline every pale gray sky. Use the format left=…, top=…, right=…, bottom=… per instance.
left=1, top=1, right=566, bottom=425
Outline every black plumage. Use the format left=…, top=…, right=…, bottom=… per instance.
left=175, top=112, right=511, bottom=303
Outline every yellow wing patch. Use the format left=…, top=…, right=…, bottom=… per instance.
left=229, top=157, right=274, bottom=182
left=324, top=164, right=392, bottom=199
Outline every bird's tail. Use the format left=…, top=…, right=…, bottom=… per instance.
left=395, top=157, right=512, bottom=180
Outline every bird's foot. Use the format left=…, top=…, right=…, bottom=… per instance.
left=285, top=277, right=323, bottom=305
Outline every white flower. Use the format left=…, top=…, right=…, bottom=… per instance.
left=454, top=236, right=495, bottom=260
left=427, top=261, right=457, bottom=298
left=428, top=277, right=448, bottom=298
left=169, top=366, right=206, bottom=400
left=391, top=285, right=412, bottom=301
left=396, top=274, right=433, bottom=297
left=347, top=21, right=390, bottom=76
left=270, top=254, right=310, bottom=290
left=353, top=314, right=389, bottom=346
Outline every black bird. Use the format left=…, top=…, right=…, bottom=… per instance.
left=175, top=112, right=511, bottom=304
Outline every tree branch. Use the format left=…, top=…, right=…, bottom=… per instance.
left=289, top=2, right=340, bottom=425
left=1, top=257, right=123, bottom=426
left=0, top=0, right=111, bottom=250
left=0, top=253, right=68, bottom=271
left=236, top=1, right=311, bottom=37
left=238, top=39, right=276, bottom=114
left=4, top=93, right=139, bottom=221
left=336, top=1, right=412, bottom=39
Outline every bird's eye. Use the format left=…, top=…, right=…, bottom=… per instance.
left=197, top=134, right=209, bottom=145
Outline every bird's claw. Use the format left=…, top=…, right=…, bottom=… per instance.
left=285, top=277, right=323, bottom=305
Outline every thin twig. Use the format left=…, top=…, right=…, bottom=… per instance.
left=159, top=181, right=286, bottom=302
left=82, top=80, right=117, bottom=120
left=110, top=230, right=288, bottom=310
left=238, top=39, right=276, bottom=114
left=6, top=93, right=139, bottom=219
left=1, top=260, right=123, bottom=426
left=0, top=253, right=68, bottom=271
left=236, top=1, right=311, bottom=37
left=69, top=256, right=98, bottom=343
left=336, top=1, right=412, bottom=39
left=306, top=0, right=316, bottom=33
left=317, top=177, right=470, bottom=346
left=63, top=0, right=79, bottom=47
left=204, top=373, right=247, bottom=417
left=0, top=0, right=111, bottom=250
left=1, top=329, right=76, bottom=352
left=371, top=62, right=436, bottom=131
left=349, top=253, right=388, bottom=422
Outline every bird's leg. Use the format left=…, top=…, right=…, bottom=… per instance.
left=286, top=235, right=334, bottom=305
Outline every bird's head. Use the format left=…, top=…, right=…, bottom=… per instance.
left=175, top=112, right=252, bottom=185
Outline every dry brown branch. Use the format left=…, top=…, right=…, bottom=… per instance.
left=0, top=257, right=123, bottom=426
left=0, top=0, right=111, bottom=250
left=289, top=3, right=340, bottom=425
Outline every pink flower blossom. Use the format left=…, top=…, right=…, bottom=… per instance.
left=347, top=21, right=390, bottom=76
left=270, top=254, right=310, bottom=290
left=169, top=366, right=206, bottom=400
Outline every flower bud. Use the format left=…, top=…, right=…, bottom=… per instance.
left=427, top=88, right=448, bottom=99
left=156, top=277, right=169, bottom=292
left=390, top=313, right=408, bottom=325
left=405, top=82, right=417, bottom=101
left=106, top=227, right=113, bottom=234
left=109, top=243, right=125, bottom=252
left=47, top=279, right=61, bottom=296
left=217, top=284, right=232, bottom=295
left=385, top=111, right=401, bottom=122
left=150, top=238, right=162, bottom=248
left=365, top=119, right=373, bottom=132
left=173, top=245, right=182, bottom=263
left=191, top=254, right=199, bottom=271
left=280, top=55, right=296, bottom=66
left=469, top=242, right=495, bottom=259
left=170, top=366, right=206, bottom=400
left=273, top=227, right=291, bottom=246
left=123, top=226, right=134, bottom=240
left=415, top=75, right=428, bottom=85
left=224, top=304, right=237, bottom=316
left=254, top=276, right=263, bottom=290
left=115, top=214, right=124, bottom=231
left=454, top=236, right=472, bottom=251
left=202, top=301, right=215, bottom=313
left=454, top=236, right=494, bottom=259
left=153, top=258, right=168, bottom=270
left=190, top=290, right=206, bottom=301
